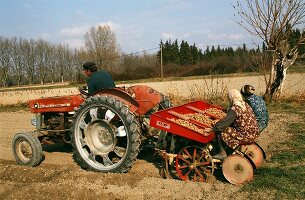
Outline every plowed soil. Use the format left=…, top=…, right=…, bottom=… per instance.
left=0, top=110, right=293, bottom=199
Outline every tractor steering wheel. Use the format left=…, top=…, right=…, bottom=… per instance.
left=79, top=86, right=88, bottom=98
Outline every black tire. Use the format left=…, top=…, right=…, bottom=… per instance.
left=71, top=95, right=141, bottom=173
left=159, top=97, right=172, bottom=110
left=12, top=132, right=43, bottom=167
left=143, top=97, right=173, bottom=139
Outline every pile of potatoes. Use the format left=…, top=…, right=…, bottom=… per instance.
left=203, top=108, right=226, bottom=119
left=168, top=108, right=226, bottom=135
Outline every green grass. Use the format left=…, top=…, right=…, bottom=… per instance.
left=242, top=100, right=305, bottom=199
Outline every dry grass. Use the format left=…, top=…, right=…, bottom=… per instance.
left=0, top=72, right=304, bottom=106
left=0, top=87, right=79, bottom=105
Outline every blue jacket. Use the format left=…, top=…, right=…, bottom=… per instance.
left=246, top=94, right=269, bottom=132
left=87, top=70, right=115, bottom=96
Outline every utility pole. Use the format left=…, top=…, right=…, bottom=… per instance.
left=160, top=42, right=163, bottom=78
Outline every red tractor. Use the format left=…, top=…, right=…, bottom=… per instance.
left=12, top=85, right=171, bottom=173
left=12, top=85, right=265, bottom=184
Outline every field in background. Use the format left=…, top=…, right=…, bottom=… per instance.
left=0, top=72, right=304, bottom=105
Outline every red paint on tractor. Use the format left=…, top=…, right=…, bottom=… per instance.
left=28, top=94, right=84, bottom=113
left=126, top=85, right=163, bottom=115
left=150, top=100, right=224, bottom=144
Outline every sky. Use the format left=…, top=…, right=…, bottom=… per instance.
left=0, top=0, right=257, bottom=54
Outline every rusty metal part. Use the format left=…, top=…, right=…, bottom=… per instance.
left=222, top=154, right=254, bottom=185
left=238, top=143, right=265, bottom=169
left=156, top=149, right=178, bottom=179
left=175, top=146, right=214, bottom=182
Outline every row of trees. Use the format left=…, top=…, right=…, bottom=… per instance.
left=0, top=25, right=160, bottom=87
left=158, top=27, right=304, bottom=68
left=0, top=27, right=304, bottom=91
left=157, top=40, right=204, bottom=65
left=0, top=33, right=275, bottom=88
left=0, top=36, right=85, bottom=87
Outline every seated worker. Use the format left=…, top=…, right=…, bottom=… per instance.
left=205, top=89, right=259, bottom=159
left=241, top=85, right=269, bottom=132
left=82, top=61, right=116, bottom=96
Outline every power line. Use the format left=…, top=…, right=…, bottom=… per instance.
left=97, top=47, right=159, bottom=62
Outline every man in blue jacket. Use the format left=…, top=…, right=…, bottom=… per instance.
left=82, top=62, right=116, bottom=96
left=241, top=85, right=269, bottom=132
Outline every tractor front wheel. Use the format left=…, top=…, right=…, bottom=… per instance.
left=12, top=132, right=43, bottom=167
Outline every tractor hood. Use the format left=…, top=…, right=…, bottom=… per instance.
left=28, top=95, right=85, bottom=113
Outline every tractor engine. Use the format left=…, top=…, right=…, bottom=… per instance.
left=33, top=112, right=74, bottom=144
left=44, top=113, right=64, bottom=130
left=28, top=94, right=85, bottom=145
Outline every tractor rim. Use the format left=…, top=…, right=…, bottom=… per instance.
left=16, top=140, right=33, bottom=163
left=84, top=120, right=115, bottom=156
left=74, top=104, right=129, bottom=170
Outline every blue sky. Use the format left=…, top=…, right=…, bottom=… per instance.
left=0, top=0, right=256, bottom=53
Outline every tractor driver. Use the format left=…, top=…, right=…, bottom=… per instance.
left=82, top=61, right=116, bottom=96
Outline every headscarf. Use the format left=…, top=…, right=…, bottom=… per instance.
left=228, top=89, right=247, bottom=111
left=241, top=85, right=255, bottom=96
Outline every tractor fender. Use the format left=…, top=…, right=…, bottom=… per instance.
left=125, top=85, right=164, bottom=115
left=93, top=88, right=139, bottom=114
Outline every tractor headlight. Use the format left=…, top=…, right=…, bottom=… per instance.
left=31, top=118, right=37, bottom=126
left=32, top=114, right=42, bottom=130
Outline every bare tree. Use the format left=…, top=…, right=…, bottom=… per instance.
left=23, top=39, right=37, bottom=85
left=84, top=25, right=120, bottom=71
left=56, top=44, right=72, bottom=82
left=10, top=37, right=26, bottom=86
left=0, top=37, right=11, bottom=87
left=36, top=39, right=53, bottom=84
left=234, top=0, right=305, bottom=100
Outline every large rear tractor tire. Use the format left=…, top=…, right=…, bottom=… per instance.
left=71, top=95, right=141, bottom=173
left=12, top=132, right=43, bottom=167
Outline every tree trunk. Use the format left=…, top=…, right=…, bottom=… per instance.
left=264, top=48, right=298, bottom=101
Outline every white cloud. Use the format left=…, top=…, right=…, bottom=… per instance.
left=162, top=32, right=176, bottom=40
left=58, top=21, right=122, bottom=50
left=207, top=33, right=245, bottom=41
left=61, top=39, right=84, bottom=49
left=59, top=21, right=121, bottom=38
left=59, top=25, right=90, bottom=38
left=40, top=33, right=51, bottom=39
left=96, top=21, right=121, bottom=32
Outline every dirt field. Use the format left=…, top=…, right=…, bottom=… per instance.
left=0, top=107, right=294, bottom=199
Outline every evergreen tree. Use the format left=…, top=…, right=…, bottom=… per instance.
left=179, top=40, right=192, bottom=65
left=163, top=40, right=172, bottom=64
left=190, top=43, right=199, bottom=64
left=172, top=39, right=180, bottom=64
